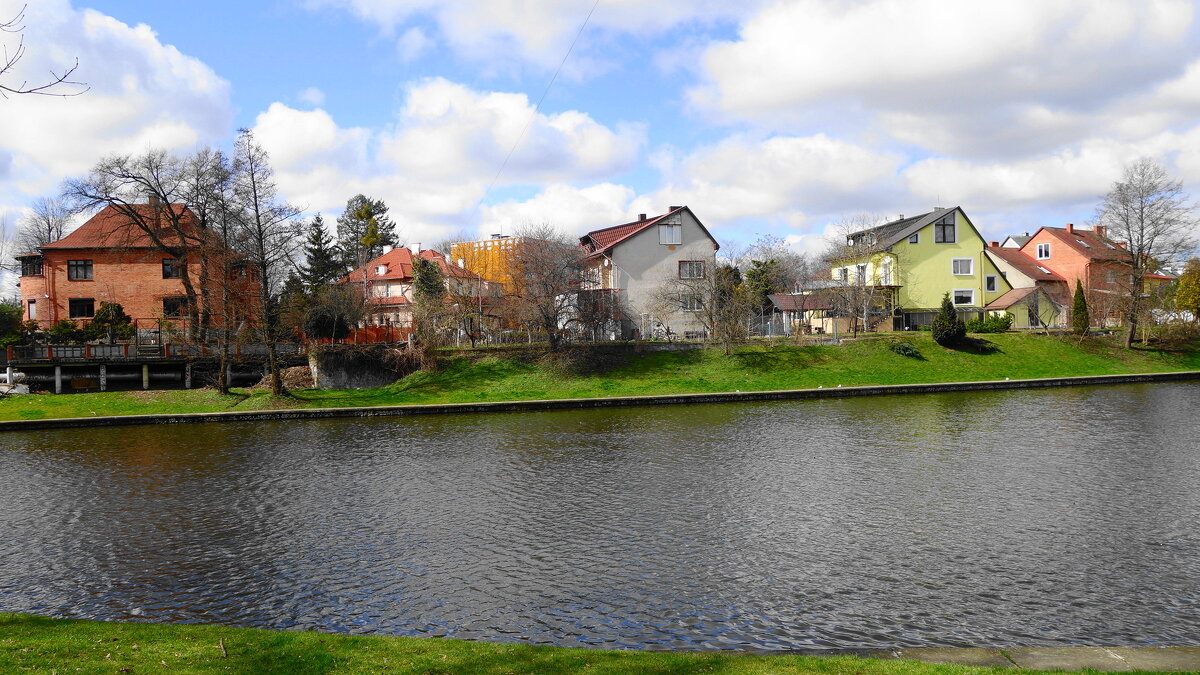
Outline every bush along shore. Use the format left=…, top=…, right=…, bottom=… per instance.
left=3, top=613, right=1172, bottom=675
left=2, top=332, right=1199, bottom=422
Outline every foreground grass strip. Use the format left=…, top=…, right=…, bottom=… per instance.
left=0, top=613, right=1101, bottom=674
left=3, top=333, right=1199, bottom=422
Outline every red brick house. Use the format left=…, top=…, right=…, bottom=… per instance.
left=1015, top=224, right=1136, bottom=325
left=16, top=202, right=255, bottom=331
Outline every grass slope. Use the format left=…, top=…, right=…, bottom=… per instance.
left=0, top=613, right=1096, bottom=675
left=3, top=333, right=1199, bottom=422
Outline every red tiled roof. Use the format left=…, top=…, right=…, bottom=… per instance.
left=341, top=247, right=483, bottom=284
left=41, top=204, right=199, bottom=250
left=1038, top=227, right=1132, bottom=262
left=986, top=246, right=1066, bottom=282
left=769, top=293, right=832, bottom=311
left=579, top=207, right=689, bottom=256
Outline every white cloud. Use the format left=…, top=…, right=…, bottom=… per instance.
left=307, top=0, right=756, bottom=71
left=480, top=182, right=636, bottom=237
left=396, top=26, right=431, bottom=62
left=0, top=0, right=231, bottom=202
left=0, top=0, right=231, bottom=206
left=297, top=86, right=326, bottom=106
left=253, top=78, right=645, bottom=245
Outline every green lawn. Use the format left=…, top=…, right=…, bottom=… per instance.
left=3, top=333, right=1199, bottom=422
left=0, top=613, right=1082, bottom=674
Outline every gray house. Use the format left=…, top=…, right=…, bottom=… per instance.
left=578, top=206, right=720, bottom=339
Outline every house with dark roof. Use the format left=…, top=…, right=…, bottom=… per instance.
left=832, top=207, right=1012, bottom=329
left=578, top=206, right=719, bottom=338
left=15, top=202, right=255, bottom=330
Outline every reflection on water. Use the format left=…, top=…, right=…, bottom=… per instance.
left=2, top=382, right=1199, bottom=649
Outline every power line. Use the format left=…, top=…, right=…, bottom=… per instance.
left=477, top=0, right=601, bottom=233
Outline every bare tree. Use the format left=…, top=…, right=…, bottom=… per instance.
left=1095, top=158, right=1199, bottom=348
left=501, top=223, right=584, bottom=351
left=65, top=150, right=214, bottom=338
left=1, top=4, right=87, bottom=98
left=651, top=263, right=751, bottom=354
left=231, top=128, right=302, bottom=395
left=14, top=196, right=70, bottom=254
left=823, top=215, right=896, bottom=337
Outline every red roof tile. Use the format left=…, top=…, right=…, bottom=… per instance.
left=1038, top=227, right=1131, bottom=262
left=986, top=246, right=1066, bottom=282
left=579, top=208, right=681, bottom=256
left=341, top=247, right=483, bottom=284
left=42, top=204, right=199, bottom=250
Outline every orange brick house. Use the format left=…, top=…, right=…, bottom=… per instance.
left=16, top=202, right=256, bottom=331
left=1014, top=223, right=1137, bottom=325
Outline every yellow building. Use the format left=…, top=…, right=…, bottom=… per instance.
left=449, top=237, right=521, bottom=286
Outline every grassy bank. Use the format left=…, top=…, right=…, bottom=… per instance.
left=0, top=613, right=1072, bottom=674
left=3, top=332, right=1199, bottom=422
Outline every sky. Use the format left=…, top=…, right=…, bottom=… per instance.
left=3, top=0, right=1200, bottom=258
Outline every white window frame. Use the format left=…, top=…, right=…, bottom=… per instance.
left=951, top=258, right=974, bottom=275
left=1036, top=243, right=1051, bottom=260
left=908, top=232, right=919, bottom=244
left=952, top=288, right=975, bottom=306
left=659, top=224, right=681, bottom=245
left=27, top=299, right=36, bottom=321
left=985, top=274, right=998, bottom=293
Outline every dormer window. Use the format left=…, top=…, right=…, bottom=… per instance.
left=934, top=215, right=955, bottom=243
left=1036, top=243, right=1050, bottom=259
left=375, top=264, right=387, bottom=275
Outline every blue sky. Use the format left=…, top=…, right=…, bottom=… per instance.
left=3, top=0, right=1200, bottom=256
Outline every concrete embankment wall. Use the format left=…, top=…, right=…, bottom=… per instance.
left=2, top=370, right=1199, bottom=432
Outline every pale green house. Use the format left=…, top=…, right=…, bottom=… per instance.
left=831, top=207, right=1012, bottom=328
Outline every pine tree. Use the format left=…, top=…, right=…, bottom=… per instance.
left=1072, top=280, right=1090, bottom=336
left=411, top=257, right=446, bottom=368
left=931, top=292, right=966, bottom=346
left=299, top=214, right=343, bottom=291
left=336, top=195, right=398, bottom=269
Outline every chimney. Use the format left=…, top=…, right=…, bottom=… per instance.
left=1066, top=223, right=1075, bottom=234
left=990, top=241, right=999, bottom=247
left=638, top=213, right=647, bottom=221
left=668, top=205, right=683, bottom=210
left=1094, top=225, right=1107, bottom=239
left=382, top=245, right=394, bottom=254
left=409, top=242, right=421, bottom=254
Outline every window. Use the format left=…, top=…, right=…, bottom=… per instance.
left=838, top=267, right=848, bottom=282
left=880, top=261, right=892, bottom=285
left=678, top=261, right=705, bottom=279
left=908, top=232, right=919, bottom=244
left=1036, top=265, right=1052, bottom=274
left=20, top=257, right=43, bottom=276
left=659, top=224, right=681, bottom=245
left=1036, top=243, right=1050, bottom=259
left=162, top=258, right=183, bottom=279
left=1076, top=239, right=1090, bottom=248
left=1106, top=269, right=1116, bottom=284
left=951, top=258, right=974, bottom=275
left=855, top=264, right=866, bottom=283
left=67, top=259, right=93, bottom=280
left=375, top=265, right=387, bottom=275
left=162, top=296, right=188, bottom=318
left=27, top=299, right=36, bottom=321
left=934, top=215, right=955, bottom=243
left=679, top=293, right=703, bottom=311
left=952, top=289, right=975, bottom=306
left=985, top=275, right=998, bottom=293
left=68, top=298, right=95, bottom=319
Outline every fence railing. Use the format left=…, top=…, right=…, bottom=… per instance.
left=7, top=342, right=306, bottom=362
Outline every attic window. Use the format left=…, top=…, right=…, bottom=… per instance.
left=375, top=265, right=387, bottom=275
left=659, top=224, right=681, bottom=245
left=1036, top=265, right=1051, bottom=274
left=934, top=215, right=955, bottom=243
left=1104, top=242, right=1116, bottom=249
left=1076, top=239, right=1090, bottom=248
left=908, top=233, right=919, bottom=244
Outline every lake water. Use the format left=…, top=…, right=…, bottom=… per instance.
left=2, top=382, right=1199, bottom=650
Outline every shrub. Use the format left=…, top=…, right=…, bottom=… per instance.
left=930, top=293, right=966, bottom=346
left=47, top=319, right=85, bottom=344
left=85, top=302, right=134, bottom=343
left=966, top=313, right=1013, bottom=333
left=888, top=341, right=921, bottom=358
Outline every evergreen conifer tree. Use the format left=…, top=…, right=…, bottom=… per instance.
left=931, top=292, right=966, bottom=346
left=336, top=195, right=398, bottom=269
left=299, top=214, right=343, bottom=291
left=1072, top=279, right=1090, bottom=335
